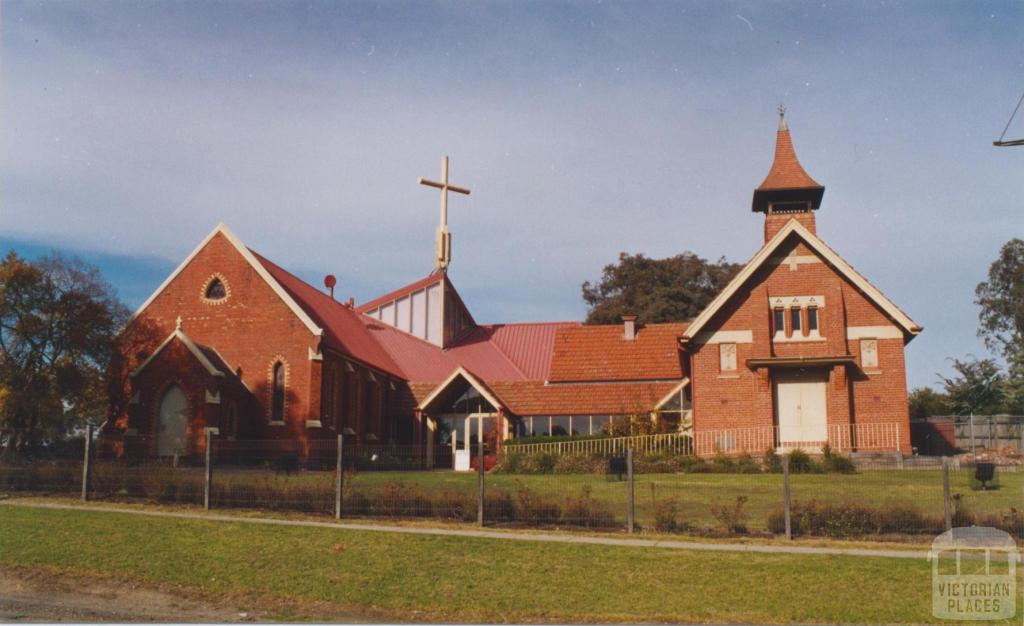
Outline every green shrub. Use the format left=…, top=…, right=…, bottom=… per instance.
left=653, top=497, right=681, bottom=532
left=514, top=485, right=561, bottom=523
left=763, top=447, right=783, bottom=473
left=371, top=481, right=432, bottom=517
left=709, top=496, right=749, bottom=534
left=821, top=445, right=857, bottom=474
left=553, top=454, right=606, bottom=475
left=433, top=490, right=476, bottom=521
left=562, top=485, right=617, bottom=528
left=484, top=489, right=516, bottom=522
left=770, top=500, right=945, bottom=538
left=786, top=449, right=823, bottom=474
left=732, top=453, right=763, bottom=474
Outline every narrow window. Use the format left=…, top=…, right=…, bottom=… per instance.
left=790, top=307, right=802, bottom=335
left=205, top=278, right=227, bottom=300
left=807, top=307, right=819, bottom=333
left=271, top=362, right=285, bottom=423
left=773, top=308, right=785, bottom=336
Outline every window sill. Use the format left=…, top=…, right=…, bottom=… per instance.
left=717, top=373, right=741, bottom=379
left=305, top=420, right=323, bottom=428
left=772, top=334, right=826, bottom=343
left=864, top=369, right=883, bottom=376
left=268, top=421, right=285, bottom=427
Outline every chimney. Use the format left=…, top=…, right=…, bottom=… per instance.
left=622, top=314, right=638, bottom=341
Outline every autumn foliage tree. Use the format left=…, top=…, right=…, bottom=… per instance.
left=0, top=251, right=128, bottom=453
left=581, top=252, right=741, bottom=325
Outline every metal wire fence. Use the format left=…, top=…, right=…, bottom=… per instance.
left=2, top=431, right=1022, bottom=541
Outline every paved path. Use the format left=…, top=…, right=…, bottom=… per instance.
left=1, top=500, right=930, bottom=560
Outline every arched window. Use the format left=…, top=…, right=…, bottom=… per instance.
left=271, top=362, right=286, bottom=423
left=205, top=278, right=227, bottom=300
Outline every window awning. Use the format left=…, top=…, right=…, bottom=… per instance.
left=746, top=355, right=856, bottom=369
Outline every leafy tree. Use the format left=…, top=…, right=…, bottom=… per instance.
left=975, top=238, right=1024, bottom=361
left=907, top=387, right=951, bottom=419
left=0, top=251, right=128, bottom=453
left=1001, top=350, right=1024, bottom=415
left=937, top=356, right=1006, bottom=416
left=581, top=252, right=741, bottom=324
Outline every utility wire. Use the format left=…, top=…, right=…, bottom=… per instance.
left=994, top=86, right=1024, bottom=146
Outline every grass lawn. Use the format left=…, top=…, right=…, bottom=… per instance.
left=343, top=468, right=1023, bottom=530
left=2, top=504, right=1018, bottom=624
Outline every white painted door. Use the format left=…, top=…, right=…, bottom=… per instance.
left=157, top=385, right=188, bottom=457
left=774, top=370, right=828, bottom=447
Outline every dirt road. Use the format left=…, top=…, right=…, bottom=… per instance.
left=0, top=567, right=382, bottom=623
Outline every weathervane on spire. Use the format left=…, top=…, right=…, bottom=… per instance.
left=778, top=104, right=788, bottom=131
left=419, top=156, right=471, bottom=272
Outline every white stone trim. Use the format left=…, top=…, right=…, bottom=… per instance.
left=267, top=356, right=290, bottom=424
left=768, top=254, right=821, bottom=271
left=126, top=223, right=323, bottom=338
left=130, top=328, right=225, bottom=378
left=846, top=325, right=904, bottom=340
left=692, top=330, right=753, bottom=345
left=773, top=332, right=826, bottom=343
left=199, top=272, right=231, bottom=305
left=653, top=378, right=690, bottom=410
left=305, top=419, right=323, bottom=428
left=682, top=219, right=922, bottom=342
left=417, top=366, right=505, bottom=413
left=205, top=390, right=221, bottom=404
left=308, top=347, right=323, bottom=361
left=768, top=295, right=825, bottom=309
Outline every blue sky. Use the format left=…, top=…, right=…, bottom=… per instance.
left=2, top=1, right=1022, bottom=390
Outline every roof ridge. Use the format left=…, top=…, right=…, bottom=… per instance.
left=355, top=272, right=443, bottom=313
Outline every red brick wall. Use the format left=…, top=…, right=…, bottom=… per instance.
left=123, top=232, right=320, bottom=442
left=690, top=230, right=912, bottom=454
left=765, top=211, right=816, bottom=241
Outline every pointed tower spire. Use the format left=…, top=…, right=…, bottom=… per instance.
left=752, top=110, right=825, bottom=241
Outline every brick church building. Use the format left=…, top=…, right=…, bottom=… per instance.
left=104, top=114, right=921, bottom=465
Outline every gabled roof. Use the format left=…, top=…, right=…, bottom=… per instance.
left=131, top=326, right=226, bottom=378
left=355, top=272, right=444, bottom=314
left=417, top=366, right=506, bottom=413
left=127, top=224, right=322, bottom=337
left=361, top=315, right=530, bottom=382
left=547, top=322, right=686, bottom=383
left=251, top=252, right=405, bottom=378
left=681, top=218, right=923, bottom=343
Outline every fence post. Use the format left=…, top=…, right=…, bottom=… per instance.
left=782, top=453, right=792, bottom=540
left=626, top=448, right=635, bottom=533
left=81, top=424, right=93, bottom=502
left=477, top=435, right=485, bottom=527
left=969, top=413, right=976, bottom=454
left=204, top=428, right=213, bottom=511
left=942, top=457, right=953, bottom=531
left=335, top=433, right=344, bottom=520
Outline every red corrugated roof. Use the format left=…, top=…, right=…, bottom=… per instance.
left=481, top=322, right=579, bottom=380
left=251, top=250, right=404, bottom=377
left=756, top=127, right=822, bottom=191
left=488, top=380, right=680, bottom=415
left=361, top=316, right=527, bottom=382
left=548, top=322, right=686, bottom=382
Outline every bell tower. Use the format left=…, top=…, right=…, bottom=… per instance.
left=752, top=109, right=825, bottom=242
